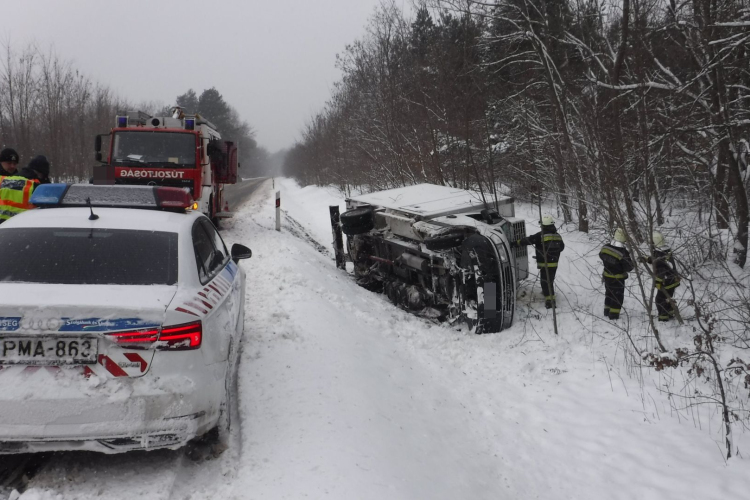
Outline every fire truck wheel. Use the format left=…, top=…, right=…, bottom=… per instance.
left=424, top=231, right=466, bottom=251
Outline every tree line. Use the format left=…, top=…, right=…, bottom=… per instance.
left=284, top=0, right=750, bottom=458
left=285, top=0, right=749, bottom=264
left=0, top=42, right=267, bottom=181
left=175, top=88, right=271, bottom=176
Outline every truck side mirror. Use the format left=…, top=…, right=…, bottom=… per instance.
left=207, top=139, right=223, bottom=160
left=94, top=134, right=109, bottom=163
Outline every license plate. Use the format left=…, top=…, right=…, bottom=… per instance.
left=0, top=337, right=98, bottom=365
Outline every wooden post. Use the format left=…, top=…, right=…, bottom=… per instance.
left=330, top=205, right=346, bottom=269
left=275, top=190, right=281, bottom=231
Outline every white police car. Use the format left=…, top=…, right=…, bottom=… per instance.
left=0, top=184, right=251, bottom=454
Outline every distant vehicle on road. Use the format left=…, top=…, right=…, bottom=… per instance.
left=92, top=107, right=239, bottom=225
left=0, top=184, right=252, bottom=454
left=335, top=184, right=528, bottom=333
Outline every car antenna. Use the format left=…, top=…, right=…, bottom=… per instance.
left=87, top=197, right=99, bottom=220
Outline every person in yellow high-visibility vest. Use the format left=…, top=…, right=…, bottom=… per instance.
left=0, top=175, right=38, bottom=223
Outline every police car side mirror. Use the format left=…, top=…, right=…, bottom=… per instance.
left=231, top=243, right=252, bottom=262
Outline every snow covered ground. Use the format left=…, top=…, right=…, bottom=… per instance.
left=16, top=178, right=750, bottom=499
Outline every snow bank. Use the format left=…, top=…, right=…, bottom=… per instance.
left=223, top=178, right=748, bottom=499
left=17, top=178, right=749, bottom=500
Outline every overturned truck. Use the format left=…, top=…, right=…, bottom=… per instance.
left=335, top=184, right=528, bottom=333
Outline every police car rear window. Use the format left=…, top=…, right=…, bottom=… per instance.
left=0, top=228, right=178, bottom=285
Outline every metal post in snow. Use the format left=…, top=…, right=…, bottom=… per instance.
left=275, top=190, right=281, bottom=231
left=329, top=205, right=346, bottom=269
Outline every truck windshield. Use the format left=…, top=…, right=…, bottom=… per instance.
left=112, top=131, right=197, bottom=168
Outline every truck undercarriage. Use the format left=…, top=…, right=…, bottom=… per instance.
left=337, top=185, right=527, bottom=334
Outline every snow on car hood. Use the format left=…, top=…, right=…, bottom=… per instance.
left=0, top=284, right=177, bottom=331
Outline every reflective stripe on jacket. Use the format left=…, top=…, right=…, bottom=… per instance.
left=648, top=248, right=680, bottom=289
left=0, top=176, right=38, bottom=222
left=599, top=243, right=634, bottom=280
left=516, top=226, right=565, bottom=269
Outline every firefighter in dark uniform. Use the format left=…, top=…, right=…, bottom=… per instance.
left=645, top=231, right=680, bottom=321
left=599, top=228, right=634, bottom=320
left=511, top=214, right=565, bottom=309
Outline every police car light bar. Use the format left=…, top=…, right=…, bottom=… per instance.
left=31, top=184, right=193, bottom=210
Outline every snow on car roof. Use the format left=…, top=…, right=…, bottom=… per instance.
left=1, top=206, right=199, bottom=232
left=349, top=183, right=513, bottom=219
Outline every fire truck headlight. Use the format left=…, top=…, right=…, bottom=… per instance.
left=192, top=202, right=199, bottom=210
left=185, top=118, right=195, bottom=130
left=117, top=116, right=127, bottom=127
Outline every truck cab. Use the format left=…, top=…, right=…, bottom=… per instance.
left=92, top=109, right=238, bottom=224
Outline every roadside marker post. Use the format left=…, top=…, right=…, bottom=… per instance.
left=275, top=190, right=281, bottom=231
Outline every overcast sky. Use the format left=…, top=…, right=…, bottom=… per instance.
left=5, top=0, right=405, bottom=152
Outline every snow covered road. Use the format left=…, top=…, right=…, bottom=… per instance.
left=13, top=178, right=750, bottom=499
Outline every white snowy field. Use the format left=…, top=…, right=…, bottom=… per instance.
left=17, top=178, right=750, bottom=499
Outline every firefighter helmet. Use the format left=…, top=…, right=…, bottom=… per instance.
left=541, top=214, right=554, bottom=226
left=652, top=231, right=667, bottom=249
left=613, top=228, right=627, bottom=243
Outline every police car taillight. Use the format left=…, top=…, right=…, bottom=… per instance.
left=108, top=321, right=202, bottom=350
left=109, top=328, right=159, bottom=347
left=156, top=321, right=202, bottom=350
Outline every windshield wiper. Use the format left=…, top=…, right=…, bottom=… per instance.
left=114, top=156, right=145, bottom=164
left=146, top=161, right=194, bottom=168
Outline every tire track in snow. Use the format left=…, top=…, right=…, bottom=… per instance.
left=282, top=209, right=332, bottom=257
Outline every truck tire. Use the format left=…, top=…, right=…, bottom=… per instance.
left=342, top=221, right=374, bottom=236
left=340, top=207, right=373, bottom=227
left=424, top=231, right=466, bottom=251
left=341, top=208, right=374, bottom=236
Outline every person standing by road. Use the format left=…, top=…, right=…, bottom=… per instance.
left=0, top=148, right=20, bottom=176
left=0, top=174, right=39, bottom=223
left=511, top=214, right=565, bottom=309
left=599, top=228, right=634, bottom=320
left=19, top=155, right=51, bottom=184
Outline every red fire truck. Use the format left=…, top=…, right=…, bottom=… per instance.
left=92, top=108, right=238, bottom=224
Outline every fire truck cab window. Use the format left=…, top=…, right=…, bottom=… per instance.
left=112, top=131, right=196, bottom=168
